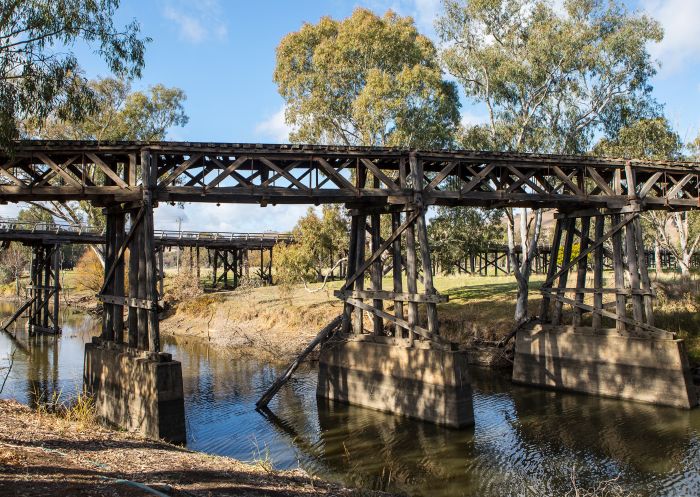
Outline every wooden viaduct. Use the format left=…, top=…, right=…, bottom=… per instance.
left=1, top=140, right=699, bottom=440
left=0, top=217, right=292, bottom=334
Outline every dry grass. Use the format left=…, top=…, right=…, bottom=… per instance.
left=0, top=399, right=394, bottom=497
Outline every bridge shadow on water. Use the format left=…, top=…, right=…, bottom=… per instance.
left=2, top=305, right=699, bottom=497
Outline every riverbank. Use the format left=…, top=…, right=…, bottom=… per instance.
left=158, top=274, right=532, bottom=365
left=0, top=399, right=394, bottom=497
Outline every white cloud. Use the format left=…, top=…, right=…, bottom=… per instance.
left=460, top=112, right=487, bottom=127
left=162, top=0, right=227, bottom=44
left=254, top=106, right=292, bottom=143
left=154, top=203, right=308, bottom=233
left=642, top=0, right=700, bottom=74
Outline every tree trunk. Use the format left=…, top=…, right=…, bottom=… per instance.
left=654, top=240, right=662, bottom=274
left=506, top=208, right=542, bottom=325
left=681, top=253, right=692, bottom=277
left=513, top=271, right=529, bottom=324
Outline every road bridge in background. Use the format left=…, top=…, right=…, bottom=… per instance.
left=2, top=140, right=699, bottom=442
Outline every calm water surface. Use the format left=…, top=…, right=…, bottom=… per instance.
left=1, top=302, right=699, bottom=497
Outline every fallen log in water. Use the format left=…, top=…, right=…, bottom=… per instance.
left=256, top=315, right=342, bottom=409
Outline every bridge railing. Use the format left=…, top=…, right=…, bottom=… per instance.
left=0, top=217, right=293, bottom=243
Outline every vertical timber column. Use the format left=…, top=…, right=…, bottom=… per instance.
left=552, top=218, right=575, bottom=326
left=539, top=219, right=563, bottom=322
left=127, top=206, right=139, bottom=347
left=370, top=212, right=383, bottom=336
left=102, top=207, right=116, bottom=341
left=52, top=244, right=60, bottom=333
left=592, top=215, right=605, bottom=329
left=141, top=149, right=160, bottom=352
left=391, top=211, right=405, bottom=337
left=42, top=245, right=51, bottom=330
left=573, top=217, right=590, bottom=327
left=341, top=215, right=360, bottom=334
left=413, top=157, right=438, bottom=336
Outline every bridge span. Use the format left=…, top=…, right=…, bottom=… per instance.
left=1, top=140, right=699, bottom=442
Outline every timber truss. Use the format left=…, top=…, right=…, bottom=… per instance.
left=2, top=141, right=699, bottom=354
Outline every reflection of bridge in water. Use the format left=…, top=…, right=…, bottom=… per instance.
left=1, top=140, right=699, bottom=442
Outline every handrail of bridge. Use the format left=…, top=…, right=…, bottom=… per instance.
left=0, top=218, right=293, bottom=242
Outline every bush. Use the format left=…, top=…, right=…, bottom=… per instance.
left=74, top=250, right=104, bottom=293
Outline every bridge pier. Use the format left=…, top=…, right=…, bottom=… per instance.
left=514, top=205, right=699, bottom=408
left=320, top=153, right=474, bottom=427
left=84, top=150, right=186, bottom=442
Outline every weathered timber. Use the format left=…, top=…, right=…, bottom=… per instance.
left=256, top=315, right=342, bottom=409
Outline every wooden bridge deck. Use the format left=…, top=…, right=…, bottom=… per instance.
left=2, top=141, right=700, bottom=209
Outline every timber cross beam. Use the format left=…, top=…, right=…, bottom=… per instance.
left=2, top=141, right=700, bottom=209
left=4, top=139, right=700, bottom=353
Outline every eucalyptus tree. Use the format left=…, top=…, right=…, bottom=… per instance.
left=596, top=117, right=698, bottom=276
left=274, top=8, right=460, bottom=148
left=437, top=0, right=663, bottom=323
left=0, top=0, right=149, bottom=151
left=21, top=77, right=188, bottom=230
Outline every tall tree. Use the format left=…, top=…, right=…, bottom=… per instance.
left=437, top=0, right=663, bottom=323
left=0, top=0, right=149, bottom=151
left=596, top=117, right=696, bottom=276
left=274, top=8, right=460, bottom=148
left=21, top=77, right=188, bottom=228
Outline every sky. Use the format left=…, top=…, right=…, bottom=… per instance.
left=3, top=0, right=700, bottom=233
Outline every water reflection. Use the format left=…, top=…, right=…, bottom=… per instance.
left=1, top=304, right=699, bottom=497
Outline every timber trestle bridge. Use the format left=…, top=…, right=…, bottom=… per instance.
left=0, top=217, right=292, bottom=334
left=1, top=140, right=699, bottom=441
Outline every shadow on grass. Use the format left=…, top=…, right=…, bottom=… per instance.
left=443, top=280, right=544, bottom=301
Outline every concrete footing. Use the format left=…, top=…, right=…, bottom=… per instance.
left=83, top=338, right=186, bottom=443
left=317, top=336, right=474, bottom=427
left=512, top=325, right=699, bottom=409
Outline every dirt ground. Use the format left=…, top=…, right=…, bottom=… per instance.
left=0, top=399, right=394, bottom=497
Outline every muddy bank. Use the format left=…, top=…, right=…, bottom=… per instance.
left=159, top=286, right=513, bottom=367
left=0, top=399, right=395, bottom=497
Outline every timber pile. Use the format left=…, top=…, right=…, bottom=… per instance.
left=256, top=315, right=342, bottom=409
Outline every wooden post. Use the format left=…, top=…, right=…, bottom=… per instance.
left=370, top=213, right=383, bottom=336
left=552, top=218, right=575, bottom=326
left=127, top=207, right=139, bottom=347
left=592, top=215, right=604, bottom=329
left=196, top=246, right=201, bottom=283
left=391, top=212, right=405, bottom=337
left=611, top=213, right=627, bottom=333
left=114, top=212, right=125, bottom=342
left=539, top=219, right=563, bottom=321
left=573, top=217, right=590, bottom=326
left=52, top=244, right=60, bottom=333
left=342, top=215, right=360, bottom=334
left=634, top=217, right=654, bottom=326
left=353, top=213, right=367, bottom=335
left=142, top=149, right=160, bottom=352
left=624, top=215, right=644, bottom=333
left=42, top=244, right=51, bottom=330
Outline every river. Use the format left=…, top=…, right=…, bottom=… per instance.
left=1, top=302, right=698, bottom=497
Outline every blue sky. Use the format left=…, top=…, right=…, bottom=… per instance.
left=3, top=0, right=700, bottom=232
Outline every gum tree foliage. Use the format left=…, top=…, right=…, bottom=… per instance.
left=21, top=77, right=188, bottom=263
left=437, top=0, right=663, bottom=323
left=274, top=8, right=460, bottom=148
left=428, top=206, right=504, bottom=273
left=596, top=117, right=699, bottom=276
left=0, top=0, right=149, bottom=151
left=275, top=206, right=349, bottom=284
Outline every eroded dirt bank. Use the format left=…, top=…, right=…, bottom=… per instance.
left=0, top=399, right=394, bottom=497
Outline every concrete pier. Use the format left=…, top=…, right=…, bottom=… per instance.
left=512, top=325, right=699, bottom=409
left=83, top=338, right=186, bottom=443
left=317, top=336, right=474, bottom=427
